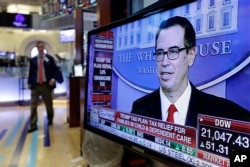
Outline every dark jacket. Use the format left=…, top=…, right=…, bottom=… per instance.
left=131, top=83, right=250, bottom=128
left=28, top=54, right=61, bottom=89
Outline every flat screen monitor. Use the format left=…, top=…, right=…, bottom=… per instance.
left=84, top=0, right=250, bottom=166
left=0, top=13, right=32, bottom=28
left=0, top=51, right=7, bottom=58
left=72, top=64, right=85, bottom=77
left=60, top=29, right=75, bottom=43
left=89, top=0, right=97, bottom=5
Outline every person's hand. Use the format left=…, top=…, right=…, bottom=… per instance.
left=49, top=79, right=55, bottom=86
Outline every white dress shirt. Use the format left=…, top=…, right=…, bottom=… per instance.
left=160, top=82, right=191, bottom=125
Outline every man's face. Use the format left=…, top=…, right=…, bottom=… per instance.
left=36, top=43, right=45, bottom=56
left=156, top=25, right=196, bottom=93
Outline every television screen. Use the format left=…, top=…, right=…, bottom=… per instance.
left=89, top=0, right=97, bottom=5
left=0, top=51, right=6, bottom=58
left=60, top=29, right=75, bottom=43
left=0, top=13, right=32, bottom=28
left=85, top=0, right=250, bottom=166
left=72, top=64, right=85, bottom=77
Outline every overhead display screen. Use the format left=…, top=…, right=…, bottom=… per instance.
left=0, top=13, right=32, bottom=28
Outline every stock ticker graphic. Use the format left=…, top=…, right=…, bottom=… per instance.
left=88, top=106, right=250, bottom=167
left=198, top=115, right=250, bottom=166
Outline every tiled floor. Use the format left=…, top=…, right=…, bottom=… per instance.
left=0, top=100, right=87, bottom=167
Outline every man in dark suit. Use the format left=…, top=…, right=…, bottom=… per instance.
left=131, top=15, right=249, bottom=167
left=27, top=41, right=60, bottom=133
left=131, top=16, right=249, bottom=126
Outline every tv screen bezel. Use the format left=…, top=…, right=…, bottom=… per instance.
left=84, top=0, right=197, bottom=165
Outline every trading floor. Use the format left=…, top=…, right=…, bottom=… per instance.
left=0, top=99, right=87, bottom=167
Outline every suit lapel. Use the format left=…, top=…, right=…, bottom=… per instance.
left=185, top=84, right=201, bottom=128
left=151, top=89, right=162, bottom=119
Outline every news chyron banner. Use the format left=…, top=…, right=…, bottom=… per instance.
left=89, top=106, right=250, bottom=167
left=92, top=31, right=113, bottom=107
